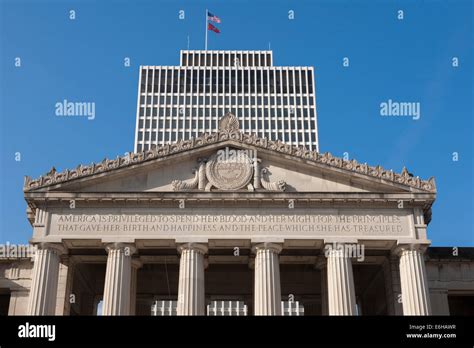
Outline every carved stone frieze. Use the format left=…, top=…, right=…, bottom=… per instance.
left=260, top=168, right=286, bottom=192
left=171, top=147, right=286, bottom=192
left=24, top=129, right=436, bottom=193
left=171, top=169, right=199, bottom=191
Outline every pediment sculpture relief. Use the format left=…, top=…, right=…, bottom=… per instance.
left=171, top=147, right=286, bottom=192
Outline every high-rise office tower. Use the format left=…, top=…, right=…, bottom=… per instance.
left=134, top=50, right=318, bottom=152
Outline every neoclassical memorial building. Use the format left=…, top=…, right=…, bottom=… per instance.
left=0, top=51, right=473, bottom=316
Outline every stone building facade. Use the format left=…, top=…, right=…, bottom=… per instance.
left=2, top=114, right=472, bottom=316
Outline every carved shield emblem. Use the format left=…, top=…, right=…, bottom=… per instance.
left=206, top=149, right=253, bottom=190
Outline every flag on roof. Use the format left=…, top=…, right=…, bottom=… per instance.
left=207, top=11, right=221, bottom=23
left=208, top=23, right=220, bottom=34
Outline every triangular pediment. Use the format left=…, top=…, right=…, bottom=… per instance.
left=24, top=131, right=436, bottom=195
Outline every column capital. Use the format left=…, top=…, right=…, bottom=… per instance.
left=248, top=255, right=255, bottom=270
left=392, top=243, right=430, bottom=256
left=105, top=242, right=137, bottom=255
left=35, top=242, right=67, bottom=256
left=315, top=256, right=327, bottom=269
left=177, top=242, right=208, bottom=255
left=323, top=238, right=358, bottom=246
left=131, top=258, right=143, bottom=269
left=58, top=254, right=76, bottom=267
left=323, top=242, right=360, bottom=259
left=251, top=242, right=282, bottom=254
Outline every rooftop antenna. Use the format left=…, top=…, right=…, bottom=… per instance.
left=268, top=42, right=271, bottom=50
left=187, top=35, right=190, bottom=50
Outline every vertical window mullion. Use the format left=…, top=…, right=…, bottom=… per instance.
left=157, top=68, right=162, bottom=147
left=254, top=68, right=258, bottom=135
left=176, top=68, right=182, bottom=143
left=292, top=68, right=298, bottom=147
left=145, top=68, right=150, bottom=150
left=197, top=68, right=201, bottom=136
left=189, top=67, right=193, bottom=140
left=134, top=67, right=143, bottom=152
left=305, top=68, right=311, bottom=149
left=170, top=67, right=175, bottom=144
left=182, top=68, right=186, bottom=141
left=151, top=68, right=156, bottom=148
left=311, top=68, right=318, bottom=151
left=162, top=69, right=167, bottom=145
left=249, top=67, right=252, bottom=131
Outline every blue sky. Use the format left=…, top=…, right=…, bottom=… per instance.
left=0, top=0, right=472, bottom=246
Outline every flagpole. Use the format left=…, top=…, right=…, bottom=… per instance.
left=205, top=9, right=208, bottom=51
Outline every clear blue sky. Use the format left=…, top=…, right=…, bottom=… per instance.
left=0, top=0, right=472, bottom=246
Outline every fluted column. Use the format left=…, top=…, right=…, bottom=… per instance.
left=55, top=257, right=75, bottom=315
left=130, top=260, right=142, bottom=315
left=253, top=243, right=282, bottom=315
left=27, top=243, right=66, bottom=315
left=326, top=245, right=357, bottom=315
left=177, top=243, right=207, bottom=315
left=396, top=245, right=431, bottom=315
left=102, top=243, right=136, bottom=315
left=316, top=259, right=328, bottom=315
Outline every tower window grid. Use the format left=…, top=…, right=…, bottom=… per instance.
left=134, top=51, right=319, bottom=153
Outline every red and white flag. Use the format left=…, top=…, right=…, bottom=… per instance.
left=207, top=11, right=221, bottom=23
left=208, top=22, right=220, bottom=34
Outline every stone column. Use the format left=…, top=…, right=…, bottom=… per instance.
left=430, top=289, right=450, bottom=315
left=177, top=243, right=207, bottom=315
left=325, top=245, right=357, bottom=315
left=55, top=257, right=75, bottom=315
left=27, top=243, right=66, bottom=315
left=253, top=243, right=282, bottom=315
left=396, top=245, right=432, bottom=315
left=316, top=259, right=328, bottom=315
left=130, top=259, right=142, bottom=315
left=102, top=243, right=136, bottom=315
left=382, top=255, right=403, bottom=315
